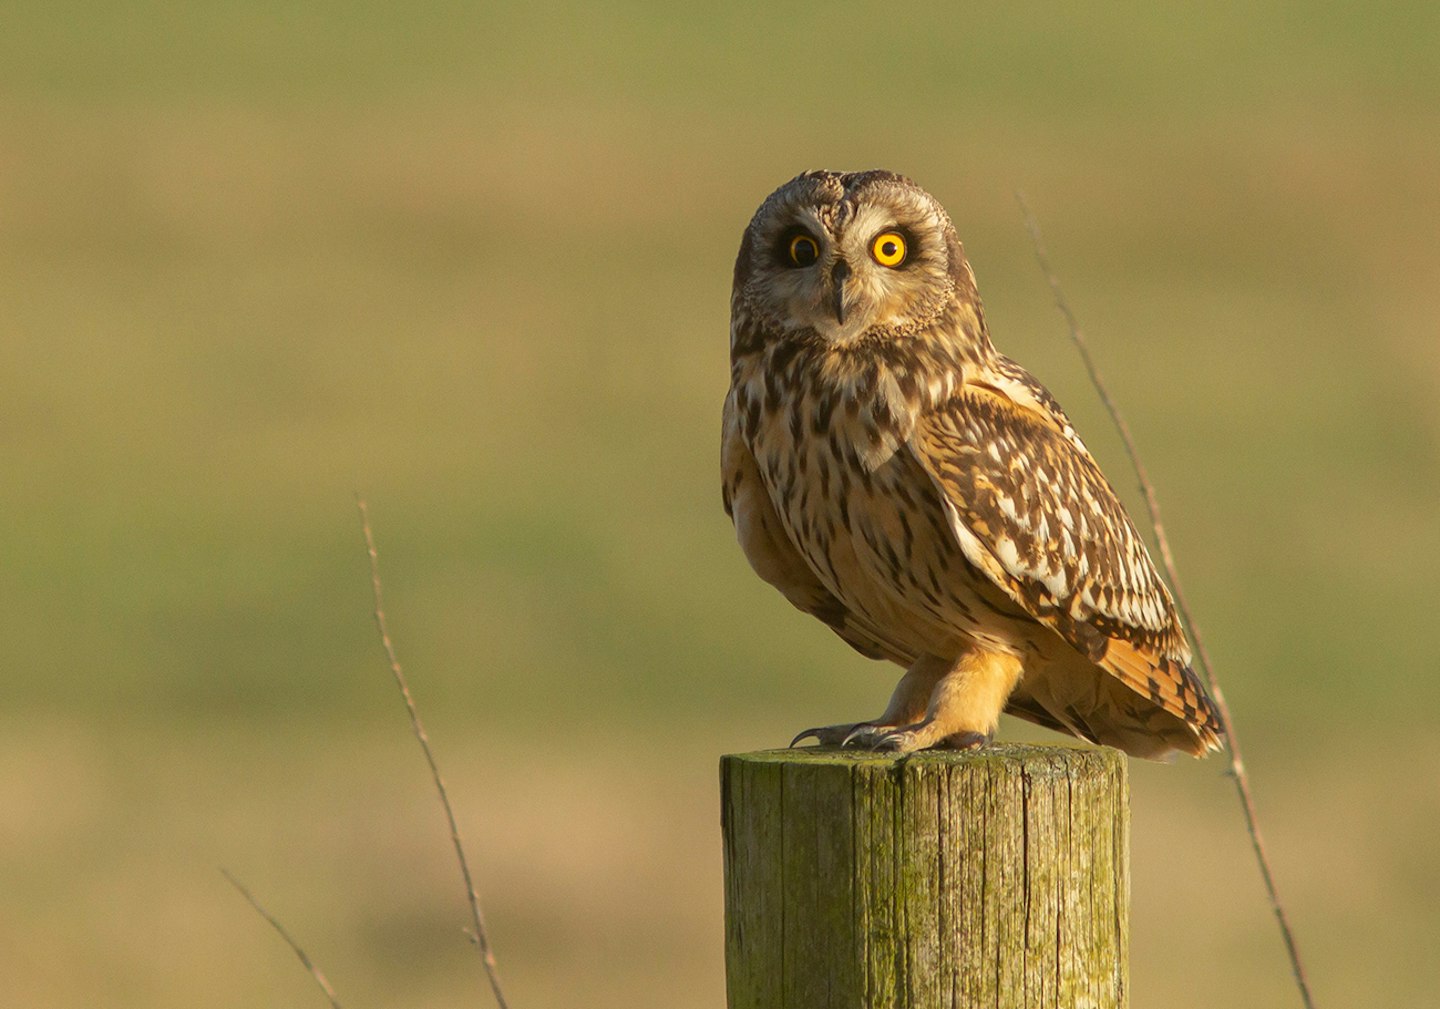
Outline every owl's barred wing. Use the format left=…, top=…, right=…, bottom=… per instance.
left=722, top=391, right=917, bottom=665
left=910, top=381, right=1221, bottom=747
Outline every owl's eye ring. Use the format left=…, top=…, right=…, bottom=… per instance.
left=871, top=231, right=908, bottom=268
left=787, top=234, right=820, bottom=268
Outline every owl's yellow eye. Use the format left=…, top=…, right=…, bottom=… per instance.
left=871, top=231, right=907, bottom=268
left=788, top=234, right=820, bottom=267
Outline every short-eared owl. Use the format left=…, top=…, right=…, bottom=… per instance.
left=722, top=170, right=1221, bottom=759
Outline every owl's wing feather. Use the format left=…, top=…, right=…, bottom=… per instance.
left=909, top=373, right=1221, bottom=747
left=723, top=390, right=917, bottom=665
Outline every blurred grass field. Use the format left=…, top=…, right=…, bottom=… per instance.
left=2, top=2, right=1438, bottom=1006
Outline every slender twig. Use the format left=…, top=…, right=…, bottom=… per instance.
left=222, top=868, right=345, bottom=1009
left=1016, top=193, right=1317, bottom=1009
left=356, top=496, right=511, bottom=1009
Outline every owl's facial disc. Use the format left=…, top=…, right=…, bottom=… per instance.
left=739, top=171, right=961, bottom=348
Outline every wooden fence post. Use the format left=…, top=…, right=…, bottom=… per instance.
left=720, top=744, right=1129, bottom=1009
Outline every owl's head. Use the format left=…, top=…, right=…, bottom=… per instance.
left=732, top=170, right=983, bottom=352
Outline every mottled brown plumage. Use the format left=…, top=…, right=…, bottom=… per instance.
left=722, top=170, right=1221, bottom=758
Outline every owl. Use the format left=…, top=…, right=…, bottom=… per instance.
left=721, top=170, right=1221, bottom=759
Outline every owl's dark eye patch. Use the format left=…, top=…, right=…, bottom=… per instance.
left=779, top=230, right=821, bottom=268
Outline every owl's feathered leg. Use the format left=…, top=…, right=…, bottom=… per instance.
left=917, top=648, right=1024, bottom=750
left=840, top=649, right=1024, bottom=754
left=789, top=654, right=948, bottom=748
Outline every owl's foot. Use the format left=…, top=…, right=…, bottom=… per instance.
left=842, top=721, right=992, bottom=754
left=790, top=650, right=1021, bottom=755
left=789, top=721, right=993, bottom=754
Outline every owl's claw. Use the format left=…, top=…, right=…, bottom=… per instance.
left=841, top=724, right=879, bottom=747
left=790, top=723, right=873, bottom=748
left=789, top=727, right=823, bottom=747
left=843, top=724, right=905, bottom=749
left=867, top=726, right=930, bottom=753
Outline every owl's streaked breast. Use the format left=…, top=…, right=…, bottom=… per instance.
left=731, top=340, right=1029, bottom=661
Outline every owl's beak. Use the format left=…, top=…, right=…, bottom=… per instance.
left=830, top=259, right=851, bottom=325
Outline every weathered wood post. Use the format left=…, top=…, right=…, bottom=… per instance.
left=721, top=744, right=1128, bottom=1008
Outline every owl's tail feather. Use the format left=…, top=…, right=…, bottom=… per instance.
left=1013, top=663, right=1218, bottom=760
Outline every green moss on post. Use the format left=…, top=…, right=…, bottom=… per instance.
left=720, top=745, right=1129, bottom=1009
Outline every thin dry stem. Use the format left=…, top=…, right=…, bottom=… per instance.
left=356, top=496, right=511, bottom=1009
left=1016, top=193, right=1317, bottom=1009
left=222, top=868, right=345, bottom=1009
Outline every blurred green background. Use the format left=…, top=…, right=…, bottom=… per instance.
left=2, top=2, right=1437, bottom=1005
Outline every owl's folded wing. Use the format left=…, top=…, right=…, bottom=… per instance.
left=909, top=379, right=1221, bottom=747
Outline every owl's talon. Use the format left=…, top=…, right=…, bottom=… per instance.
left=790, top=723, right=868, bottom=748
left=837, top=723, right=924, bottom=753
left=870, top=727, right=931, bottom=753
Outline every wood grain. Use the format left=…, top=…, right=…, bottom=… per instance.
left=721, top=744, right=1129, bottom=1008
